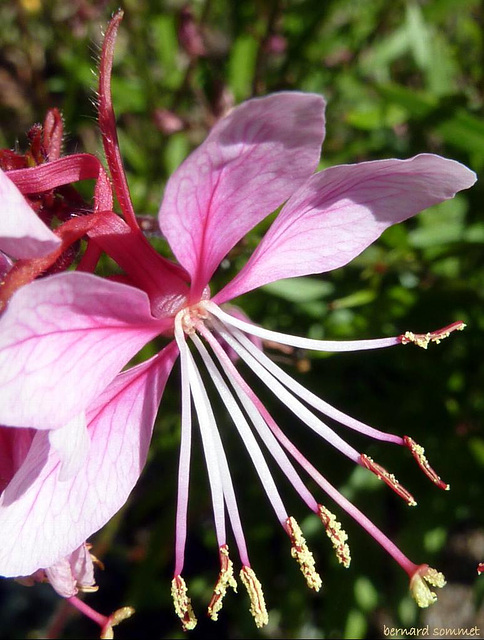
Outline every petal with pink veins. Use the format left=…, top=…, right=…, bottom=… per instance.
left=215, top=154, right=477, bottom=302
left=159, top=92, right=326, bottom=298
left=0, top=342, right=179, bottom=577
left=49, top=413, right=90, bottom=481
left=0, top=169, right=60, bottom=259
left=0, top=272, right=166, bottom=429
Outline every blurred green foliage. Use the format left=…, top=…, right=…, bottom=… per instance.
left=0, top=0, right=483, bottom=638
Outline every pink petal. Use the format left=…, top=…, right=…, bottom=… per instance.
left=0, top=272, right=166, bottom=429
left=68, top=543, right=96, bottom=589
left=48, top=413, right=90, bottom=481
left=44, top=544, right=96, bottom=598
left=0, top=343, right=178, bottom=577
left=0, top=169, right=60, bottom=259
left=159, top=92, right=326, bottom=298
left=215, top=154, right=477, bottom=302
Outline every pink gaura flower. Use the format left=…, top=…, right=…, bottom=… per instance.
left=0, top=12, right=477, bottom=633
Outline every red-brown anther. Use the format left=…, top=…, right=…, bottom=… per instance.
left=285, top=516, right=322, bottom=591
left=403, top=436, right=449, bottom=490
left=171, top=575, right=197, bottom=631
left=478, top=563, right=484, bottom=575
left=360, top=454, right=417, bottom=506
left=399, top=321, right=466, bottom=349
left=207, top=545, right=237, bottom=621
left=239, top=566, right=268, bottom=629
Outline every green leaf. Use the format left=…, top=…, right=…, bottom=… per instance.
left=150, top=15, right=184, bottom=89
left=354, top=576, right=379, bottom=611
left=469, top=438, right=484, bottom=466
left=163, top=133, right=190, bottom=175
left=436, top=110, right=484, bottom=158
left=423, top=527, right=447, bottom=553
left=228, top=34, right=258, bottom=100
left=406, top=3, right=431, bottom=71
left=344, top=609, right=367, bottom=639
left=330, top=289, right=376, bottom=309
left=376, top=83, right=437, bottom=118
left=262, top=277, right=334, bottom=303
left=408, top=197, right=467, bottom=248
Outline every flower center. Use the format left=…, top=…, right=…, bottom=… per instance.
left=176, top=300, right=210, bottom=335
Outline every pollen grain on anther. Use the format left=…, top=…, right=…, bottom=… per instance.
left=403, top=436, right=449, bottom=490
left=360, top=454, right=417, bottom=506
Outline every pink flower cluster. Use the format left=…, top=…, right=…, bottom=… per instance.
left=0, top=11, right=477, bottom=638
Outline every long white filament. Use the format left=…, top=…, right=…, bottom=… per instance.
left=226, top=324, right=403, bottom=445
left=206, top=301, right=400, bottom=352
left=192, top=332, right=289, bottom=524
left=183, top=336, right=226, bottom=548
left=211, top=317, right=361, bottom=463
left=197, top=324, right=319, bottom=513
left=185, top=337, right=253, bottom=565
left=173, top=317, right=194, bottom=576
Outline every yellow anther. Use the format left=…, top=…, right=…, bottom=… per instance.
left=360, top=454, right=417, bottom=506
left=78, top=584, right=99, bottom=593
left=100, top=606, right=135, bottom=639
left=171, top=575, right=197, bottom=631
left=86, top=543, right=105, bottom=571
left=208, top=545, right=238, bottom=621
left=401, top=331, right=432, bottom=349
left=400, top=321, right=466, bottom=350
left=404, top=435, right=449, bottom=490
left=286, top=516, right=322, bottom=591
left=240, top=566, right=268, bottom=628
left=409, top=565, right=446, bottom=608
left=318, top=505, right=351, bottom=568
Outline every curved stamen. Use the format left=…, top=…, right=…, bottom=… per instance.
left=206, top=302, right=465, bottom=354
left=191, top=332, right=289, bottom=525
left=228, top=322, right=403, bottom=445
left=197, top=323, right=318, bottom=513
left=193, top=328, right=324, bottom=592
left=67, top=596, right=135, bottom=638
left=211, top=317, right=361, bottom=463
left=206, top=302, right=401, bottom=352
left=258, top=412, right=418, bottom=575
